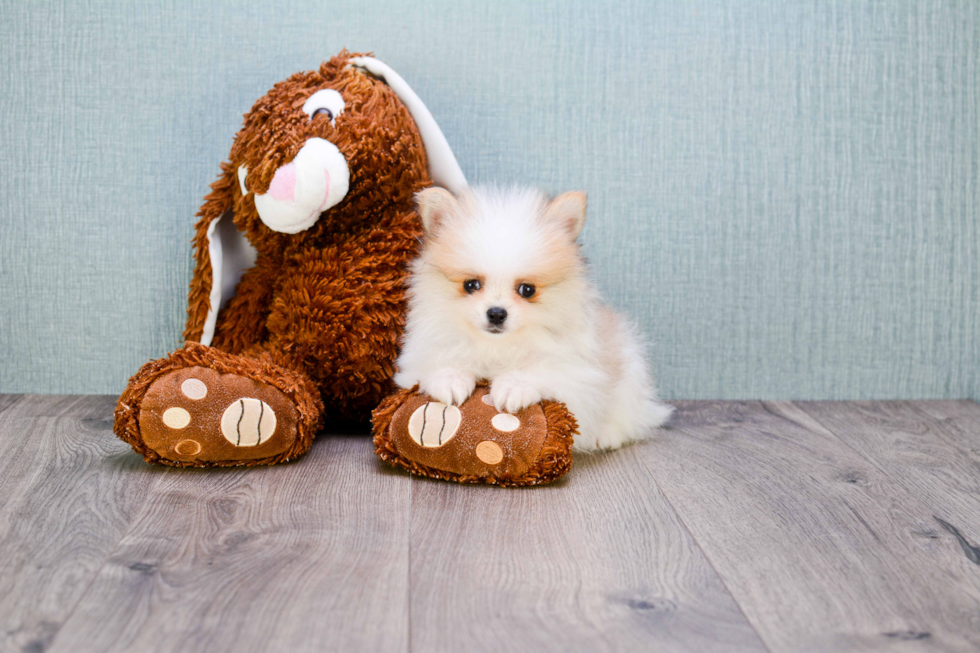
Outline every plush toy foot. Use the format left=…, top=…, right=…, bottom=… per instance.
left=115, top=343, right=323, bottom=467
left=372, top=386, right=577, bottom=487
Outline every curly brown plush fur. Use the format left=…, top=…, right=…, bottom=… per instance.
left=185, top=52, right=427, bottom=418
left=115, top=51, right=430, bottom=465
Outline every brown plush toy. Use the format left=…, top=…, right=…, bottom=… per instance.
left=115, top=51, right=468, bottom=466
left=116, top=51, right=577, bottom=482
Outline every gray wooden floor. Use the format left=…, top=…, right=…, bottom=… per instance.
left=1, top=396, right=979, bottom=652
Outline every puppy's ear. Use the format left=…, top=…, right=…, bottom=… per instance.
left=415, top=187, right=458, bottom=236
left=544, top=191, right=587, bottom=240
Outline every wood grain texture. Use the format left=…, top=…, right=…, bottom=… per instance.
left=47, top=434, right=411, bottom=653
left=408, top=445, right=767, bottom=653
left=5, top=396, right=980, bottom=652
left=639, top=401, right=980, bottom=652
left=911, top=400, right=980, bottom=466
left=0, top=393, right=24, bottom=414
left=0, top=399, right=159, bottom=653
left=790, top=401, right=980, bottom=564
left=0, top=394, right=117, bottom=419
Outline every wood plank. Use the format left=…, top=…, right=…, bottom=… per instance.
left=48, top=434, right=411, bottom=653
left=0, top=393, right=24, bottom=414
left=911, top=400, right=980, bottom=465
left=913, top=401, right=980, bottom=565
left=409, top=444, right=768, bottom=652
left=0, top=394, right=117, bottom=419
left=790, top=401, right=980, bottom=562
left=0, top=399, right=160, bottom=653
left=638, top=401, right=980, bottom=652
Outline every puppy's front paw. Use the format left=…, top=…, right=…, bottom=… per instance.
left=419, top=368, right=477, bottom=406
left=490, top=373, right=543, bottom=414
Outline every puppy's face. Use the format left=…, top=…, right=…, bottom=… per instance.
left=414, top=187, right=587, bottom=338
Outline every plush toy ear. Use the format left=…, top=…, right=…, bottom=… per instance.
left=183, top=162, right=258, bottom=347
left=543, top=191, right=587, bottom=240
left=415, top=187, right=459, bottom=236
left=348, top=57, right=467, bottom=195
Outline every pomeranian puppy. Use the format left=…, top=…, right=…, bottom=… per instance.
left=394, top=185, right=672, bottom=451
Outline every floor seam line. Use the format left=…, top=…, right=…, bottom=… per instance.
left=631, top=432, right=776, bottom=653
left=407, top=475, right=413, bottom=653
left=787, top=400, right=980, bottom=552
left=784, top=400, right=947, bottom=499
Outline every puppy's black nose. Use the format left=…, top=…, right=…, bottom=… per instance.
left=486, top=307, right=508, bottom=325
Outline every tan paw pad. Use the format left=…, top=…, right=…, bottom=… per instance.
left=408, top=401, right=461, bottom=447
left=220, top=398, right=277, bottom=447
left=174, top=439, right=202, bottom=456
left=491, top=413, right=520, bottom=432
left=162, top=407, right=191, bottom=429
left=475, top=440, right=504, bottom=465
left=181, top=378, right=208, bottom=400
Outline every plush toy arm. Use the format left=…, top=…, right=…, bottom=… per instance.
left=208, top=258, right=278, bottom=354
left=265, top=212, right=422, bottom=399
left=184, top=162, right=238, bottom=343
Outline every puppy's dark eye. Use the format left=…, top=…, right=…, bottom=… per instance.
left=463, top=279, right=482, bottom=294
left=517, top=283, right=536, bottom=299
left=313, top=107, right=333, bottom=121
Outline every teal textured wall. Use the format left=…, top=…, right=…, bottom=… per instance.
left=1, top=0, right=977, bottom=400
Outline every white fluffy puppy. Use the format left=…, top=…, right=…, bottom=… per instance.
left=394, top=185, right=673, bottom=451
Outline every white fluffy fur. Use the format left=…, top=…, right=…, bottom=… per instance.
left=395, top=185, right=673, bottom=452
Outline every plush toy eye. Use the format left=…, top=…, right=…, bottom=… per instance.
left=517, top=283, right=536, bottom=299
left=463, top=279, right=482, bottom=294
left=302, top=89, right=345, bottom=126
